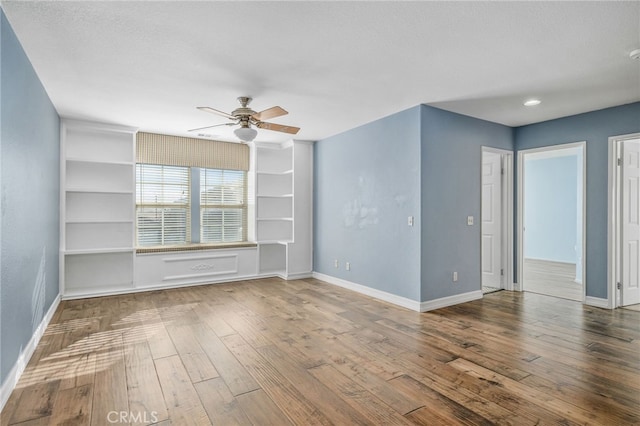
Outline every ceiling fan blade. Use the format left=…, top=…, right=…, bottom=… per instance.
left=197, top=106, right=236, bottom=120
left=257, top=121, right=300, bottom=135
left=252, top=106, right=288, bottom=121
left=188, top=122, right=236, bottom=132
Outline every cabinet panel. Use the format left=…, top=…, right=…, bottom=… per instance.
left=65, top=252, right=133, bottom=291
left=135, top=248, right=258, bottom=288
left=259, top=243, right=286, bottom=274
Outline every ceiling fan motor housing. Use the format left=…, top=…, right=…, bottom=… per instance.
left=232, top=97, right=256, bottom=117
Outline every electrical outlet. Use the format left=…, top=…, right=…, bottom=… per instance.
left=453, top=271, right=458, bottom=282
left=408, top=216, right=414, bottom=226
left=467, top=216, right=474, bottom=226
left=334, top=259, right=339, bottom=269
left=346, top=262, right=351, bottom=271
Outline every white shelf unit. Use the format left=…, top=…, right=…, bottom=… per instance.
left=255, top=144, right=294, bottom=245
left=253, top=141, right=313, bottom=278
left=60, top=119, right=137, bottom=297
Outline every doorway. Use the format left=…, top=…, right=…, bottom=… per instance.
left=609, top=134, right=640, bottom=308
left=518, top=142, right=586, bottom=302
left=481, top=147, right=513, bottom=294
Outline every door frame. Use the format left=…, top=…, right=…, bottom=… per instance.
left=608, top=133, right=640, bottom=308
left=517, top=141, right=586, bottom=299
left=481, top=147, right=514, bottom=292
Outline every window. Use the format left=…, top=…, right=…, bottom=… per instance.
left=136, top=164, right=247, bottom=247
left=200, top=168, right=247, bottom=243
left=135, top=132, right=250, bottom=249
left=136, top=164, right=190, bottom=246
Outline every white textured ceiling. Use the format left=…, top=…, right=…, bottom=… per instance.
left=2, top=1, right=639, bottom=143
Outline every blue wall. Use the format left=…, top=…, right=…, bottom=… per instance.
left=420, top=106, right=513, bottom=301
left=314, top=107, right=422, bottom=301
left=315, top=101, right=639, bottom=304
left=1, top=10, right=60, bottom=386
left=314, top=105, right=514, bottom=303
left=524, top=154, right=578, bottom=263
left=515, top=102, right=640, bottom=299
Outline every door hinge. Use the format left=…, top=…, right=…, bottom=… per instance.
left=617, top=282, right=621, bottom=290
left=501, top=167, right=505, bottom=175
left=500, top=269, right=504, bottom=276
left=617, top=158, right=622, bottom=166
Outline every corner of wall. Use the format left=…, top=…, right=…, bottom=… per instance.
left=418, top=106, right=514, bottom=303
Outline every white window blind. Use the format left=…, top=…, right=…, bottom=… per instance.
left=200, top=168, right=247, bottom=243
left=136, top=164, right=190, bottom=246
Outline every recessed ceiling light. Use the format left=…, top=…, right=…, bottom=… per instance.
left=524, top=99, right=541, bottom=107
left=630, top=49, right=640, bottom=60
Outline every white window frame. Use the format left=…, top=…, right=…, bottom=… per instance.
left=136, top=164, right=248, bottom=248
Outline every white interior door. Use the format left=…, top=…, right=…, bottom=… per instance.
left=621, top=139, right=640, bottom=306
left=482, top=151, right=502, bottom=289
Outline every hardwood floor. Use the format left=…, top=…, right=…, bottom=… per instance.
left=2, top=277, right=639, bottom=425
left=523, top=258, right=583, bottom=301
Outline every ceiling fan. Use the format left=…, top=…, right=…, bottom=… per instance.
left=189, top=97, right=300, bottom=142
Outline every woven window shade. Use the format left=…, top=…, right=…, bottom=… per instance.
left=136, top=132, right=249, bottom=171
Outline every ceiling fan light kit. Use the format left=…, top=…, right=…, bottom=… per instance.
left=191, top=96, right=300, bottom=142
left=234, top=126, right=258, bottom=142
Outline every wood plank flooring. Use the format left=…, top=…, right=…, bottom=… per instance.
left=2, top=277, right=639, bottom=425
left=523, top=258, right=583, bottom=301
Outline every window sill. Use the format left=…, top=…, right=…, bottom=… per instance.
left=136, top=242, right=257, bottom=254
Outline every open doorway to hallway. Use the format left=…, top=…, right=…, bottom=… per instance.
left=518, top=142, right=586, bottom=302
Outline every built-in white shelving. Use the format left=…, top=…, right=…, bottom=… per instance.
left=253, top=141, right=313, bottom=278
left=60, top=119, right=137, bottom=297
left=60, top=125, right=313, bottom=299
left=255, top=143, right=294, bottom=246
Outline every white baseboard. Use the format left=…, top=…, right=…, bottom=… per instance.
left=283, top=272, right=313, bottom=280
left=1, top=294, right=61, bottom=411
left=524, top=257, right=577, bottom=266
left=62, top=271, right=315, bottom=301
left=63, top=274, right=264, bottom=300
left=585, top=296, right=611, bottom=309
left=312, top=272, right=483, bottom=312
left=420, top=290, right=483, bottom=312
left=311, top=272, right=422, bottom=311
